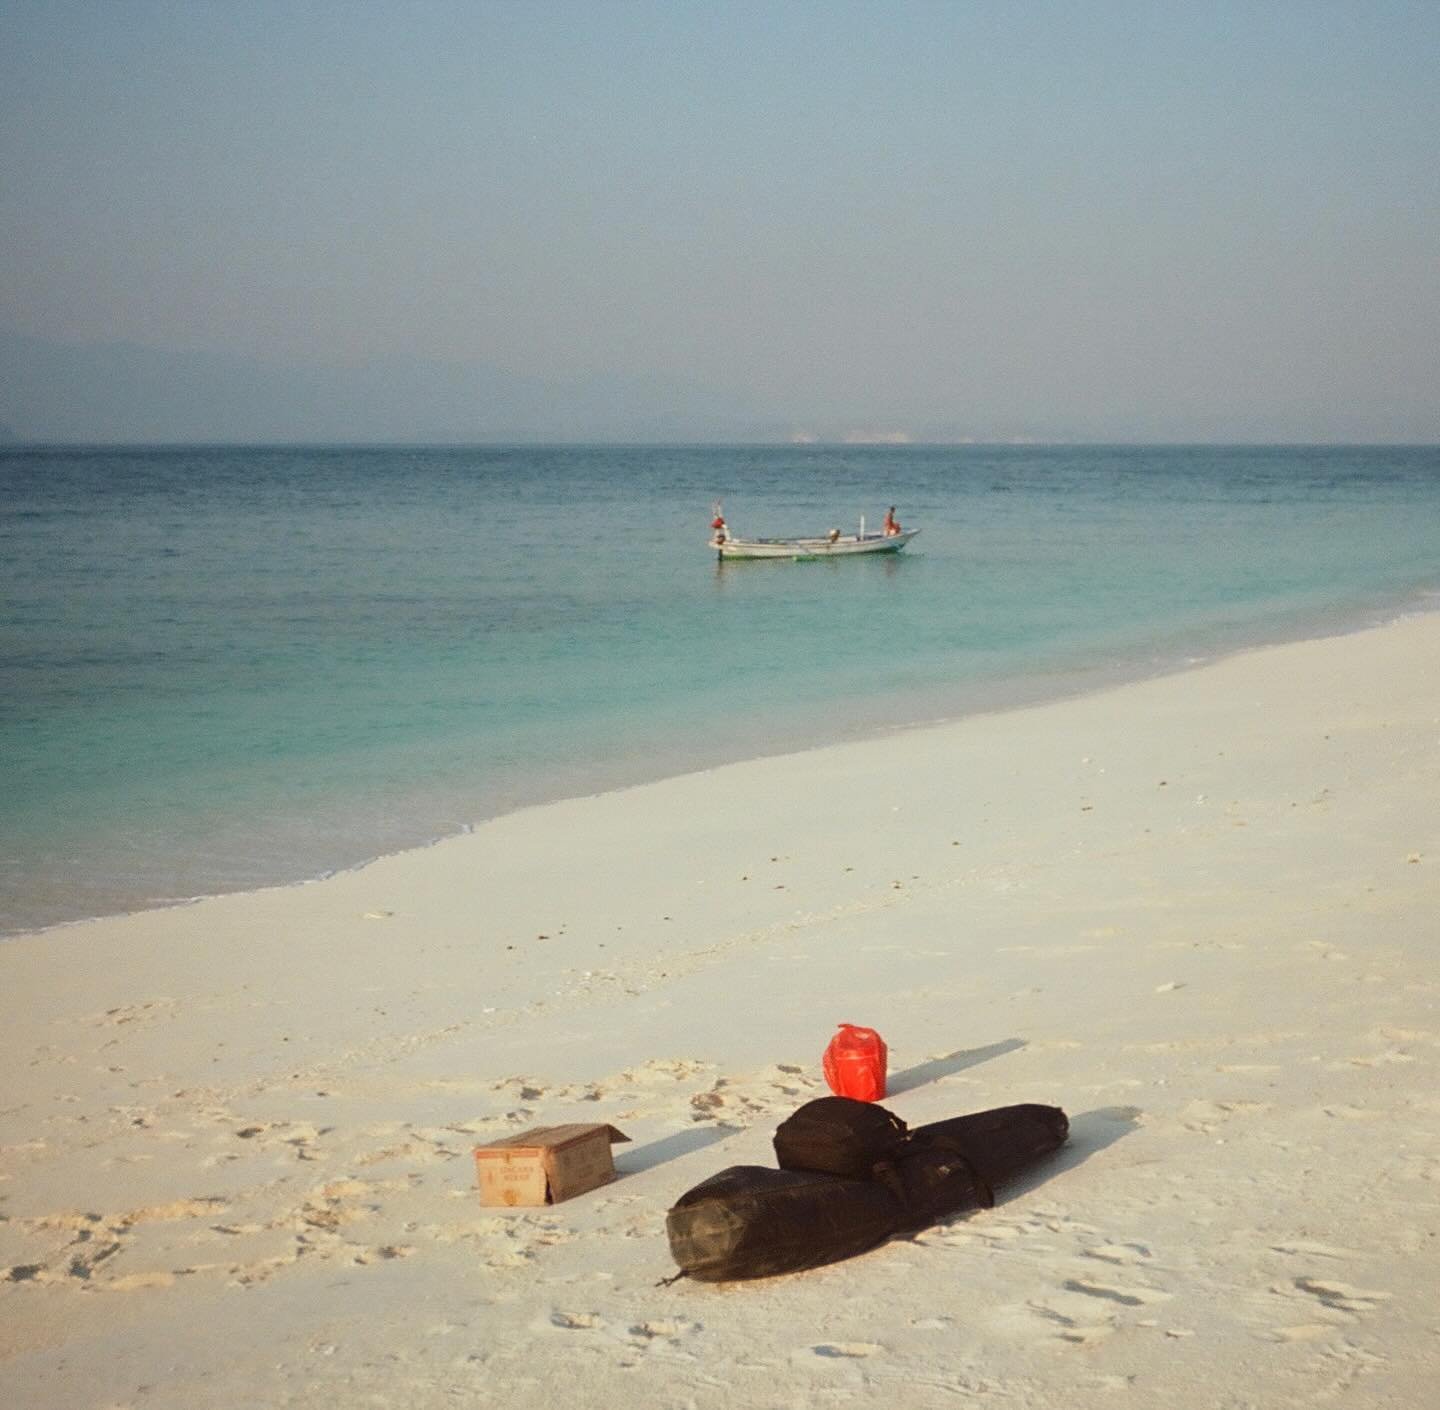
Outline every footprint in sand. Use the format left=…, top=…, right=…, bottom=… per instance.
left=628, top=1319, right=701, bottom=1348
left=1182, top=1098, right=1270, bottom=1133
left=1343, top=1048, right=1416, bottom=1068
left=121, top=1198, right=230, bottom=1225
left=1321, top=1104, right=1383, bottom=1121
left=1264, top=1275, right=1393, bottom=1342
left=1270, top=1241, right=1355, bottom=1261
left=1062, top=1276, right=1174, bottom=1307
left=1027, top=1301, right=1116, bottom=1345
left=549, top=1310, right=602, bottom=1330
left=353, top=1130, right=459, bottom=1168
left=913, top=1227, right=980, bottom=1249
left=14, top=1198, right=244, bottom=1291
left=1376, top=1025, right=1439, bottom=1045
left=104, top=1271, right=176, bottom=1292
left=85, top=999, right=179, bottom=1029
left=4, top=1213, right=107, bottom=1286
left=1397, top=1156, right=1440, bottom=1184
left=622, top=1057, right=712, bottom=1085
left=63, top=1234, right=126, bottom=1283
left=1289, top=1277, right=1393, bottom=1315
left=1269, top=1323, right=1333, bottom=1343
left=917, top=1217, right=1038, bottom=1249
left=292, top=1180, right=390, bottom=1235
left=1083, top=1242, right=1153, bottom=1266
left=1027, top=1267, right=1174, bottom=1346
left=687, top=1064, right=824, bottom=1124
left=485, top=1249, right=536, bottom=1270
left=3, top=1263, right=50, bottom=1284
left=349, top=1244, right=414, bottom=1265
left=490, top=1058, right=720, bottom=1116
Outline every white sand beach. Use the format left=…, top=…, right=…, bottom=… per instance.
left=2, top=614, right=1438, bottom=1408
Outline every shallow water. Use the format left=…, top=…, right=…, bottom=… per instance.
left=3, top=442, right=1438, bottom=934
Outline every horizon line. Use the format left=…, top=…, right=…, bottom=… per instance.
left=5, top=438, right=1439, bottom=451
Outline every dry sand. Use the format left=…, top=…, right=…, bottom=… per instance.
left=2, top=614, right=1438, bottom=1408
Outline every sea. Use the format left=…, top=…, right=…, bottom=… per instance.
left=3, top=443, right=1438, bottom=937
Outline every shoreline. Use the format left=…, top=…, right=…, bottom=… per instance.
left=8, top=584, right=1439, bottom=944
left=2, top=610, right=1437, bottom=1406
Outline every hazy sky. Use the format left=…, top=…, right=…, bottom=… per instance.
left=3, top=1, right=1438, bottom=440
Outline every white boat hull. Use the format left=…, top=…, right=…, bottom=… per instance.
left=712, top=529, right=919, bottom=560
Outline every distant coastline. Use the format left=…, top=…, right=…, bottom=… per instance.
left=4, top=328, right=1438, bottom=446
left=5, top=436, right=1440, bottom=450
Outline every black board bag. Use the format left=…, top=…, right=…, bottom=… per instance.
left=665, top=1164, right=906, bottom=1283
left=667, top=1100, right=1068, bottom=1282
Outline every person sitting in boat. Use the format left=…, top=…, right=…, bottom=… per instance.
left=883, top=506, right=902, bottom=536
left=711, top=513, right=728, bottom=544
left=827, top=527, right=841, bottom=543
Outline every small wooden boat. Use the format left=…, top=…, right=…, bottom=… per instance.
left=712, top=528, right=919, bottom=560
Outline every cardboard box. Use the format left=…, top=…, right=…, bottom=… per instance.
left=474, top=1123, right=630, bottom=1207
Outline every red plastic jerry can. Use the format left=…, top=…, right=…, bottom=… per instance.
left=822, top=1023, right=888, bottom=1102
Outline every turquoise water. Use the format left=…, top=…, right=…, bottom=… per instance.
left=3, top=443, right=1438, bottom=935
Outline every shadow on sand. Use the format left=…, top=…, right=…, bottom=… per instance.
left=997, top=1104, right=1144, bottom=1205
left=618, top=1123, right=736, bottom=1176
left=886, top=1038, right=1028, bottom=1096
left=618, top=1038, right=1054, bottom=1179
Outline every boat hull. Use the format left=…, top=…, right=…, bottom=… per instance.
left=712, top=529, right=919, bottom=561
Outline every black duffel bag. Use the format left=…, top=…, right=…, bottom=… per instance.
left=772, top=1096, right=909, bottom=1179
left=774, top=1097, right=1068, bottom=1226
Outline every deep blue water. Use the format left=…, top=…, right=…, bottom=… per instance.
left=3, top=443, right=1438, bottom=935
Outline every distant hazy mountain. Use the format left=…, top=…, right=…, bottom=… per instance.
left=0, top=330, right=776, bottom=444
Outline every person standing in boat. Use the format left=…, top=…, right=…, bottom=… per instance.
left=711, top=511, right=729, bottom=544
left=883, top=506, right=902, bottom=536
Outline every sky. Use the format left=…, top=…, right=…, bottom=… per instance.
left=1, top=0, right=1438, bottom=442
